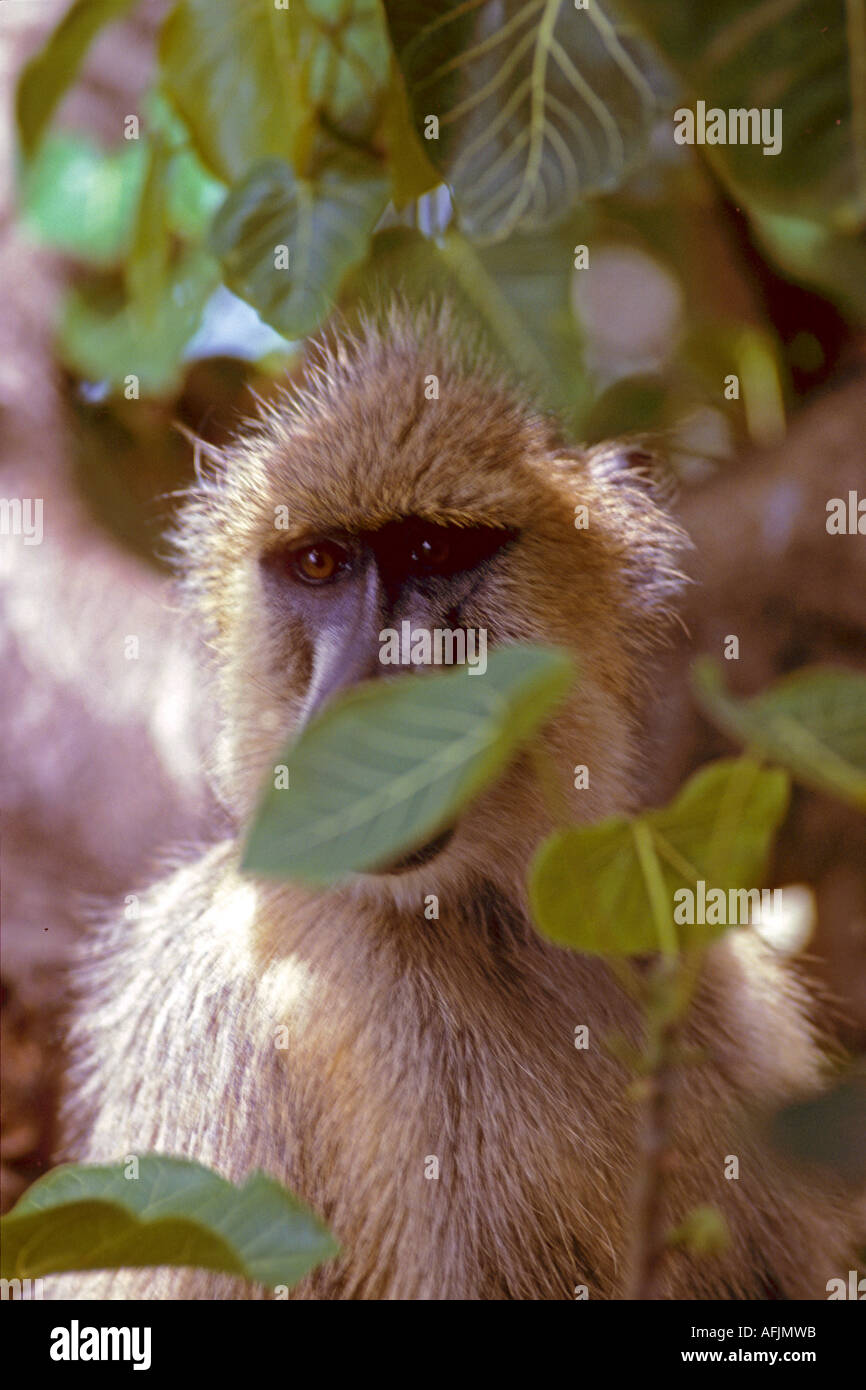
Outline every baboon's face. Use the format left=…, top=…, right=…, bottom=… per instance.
left=238, top=513, right=631, bottom=893
left=189, top=331, right=683, bottom=895
left=258, top=515, right=517, bottom=732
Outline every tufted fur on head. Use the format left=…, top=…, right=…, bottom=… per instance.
left=173, top=299, right=689, bottom=837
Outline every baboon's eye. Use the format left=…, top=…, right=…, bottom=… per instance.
left=404, top=522, right=514, bottom=577
left=409, top=527, right=451, bottom=572
left=290, top=541, right=351, bottom=585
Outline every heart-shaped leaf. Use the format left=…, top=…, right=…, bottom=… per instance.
left=693, top=660, right=866, bottom=811
left=160, top=0, right=392, bottom=184
left=530, top=758, right=790, bottom=954
left=210, top=151, right=389, bottom=337
left=243, top=644, right=574, bottom=884
left=0, top=1156, right=337, bottom=1288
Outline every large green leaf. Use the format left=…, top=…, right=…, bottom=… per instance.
left=385, top=0, right=661, bottom=240
left=0, top=1156, right=337, bottom=1288
left=210, top=150, right=389, bottom=337
left=160, top=0, right=392, bottom=184
left=693, top=661, right=866, bottom=812
left=16, top=0, right=138, bottom=159
left=623, top=0, right=863, bottom=230
left=243, top=644, right=574, bottom=884
left=529, top=758, right=790, bottom=954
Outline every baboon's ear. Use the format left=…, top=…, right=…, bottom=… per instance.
left=584, top=442, right=677, bottom=506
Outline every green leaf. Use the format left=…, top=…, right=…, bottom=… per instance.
left=159, top=0, right=392, bottom=185
left=529, top=758, right=790, bottom=954
left=243, top=644, right=575, bottom=885
left=300, top=0, right=393, bottom=146
left=750, top=204, right=866, bottom=324
left=693, top=661, right=866, bottom=812
left=35, top=123, right=222, bottom=394
left=126, top=137, right=173, bottom=324
left=0, top=1155, right=337, bottom=1288
left=19, top=132, right=148, bottom=267
left=583, top=374, right=669, bottom=443
left=768, top=1069, right=866, bottom=1184
left=165, top=145, right=227, bottom=242
left=16, top=0, right=138, bottom=159
left=438, top=225, right=592, bottom=427
left=385, top=0, right=661, bottom=240
left=379, top=60, right=442, bottom=205
left=159, top=0, right=298, bottom=184
left=210, top=151, right=389, bottom=338
left=623, top=0, right=863, bottom=230
left=19, top=118, right=224, bottom=273
left=59, top=246, right=220, bottom=396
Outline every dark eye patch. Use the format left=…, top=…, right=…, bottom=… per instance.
left=372, top=519, right=516, bottom=581
left=258, top=519, right=516, bottom=606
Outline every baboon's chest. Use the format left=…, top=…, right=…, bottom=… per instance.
left=281, top=953, right=631, bottom=1298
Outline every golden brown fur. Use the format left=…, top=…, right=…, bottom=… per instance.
left=51, top=305, right=856, bottom=1299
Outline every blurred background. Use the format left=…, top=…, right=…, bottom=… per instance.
left=1, top=0, right=865, bottom=1211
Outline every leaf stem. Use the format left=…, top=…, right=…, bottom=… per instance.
left=632, top=820, right=677, bottom=958
left=624, top=955, right=681, bottom=1300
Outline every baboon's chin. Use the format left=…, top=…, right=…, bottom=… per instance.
left=375, top=825, right=456, bottom=876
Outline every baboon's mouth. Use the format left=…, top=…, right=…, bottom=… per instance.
left=376, top=826, right=456, bottom=875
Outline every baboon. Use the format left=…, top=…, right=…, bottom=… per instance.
left=51, top=305, right=855, bottom=1299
